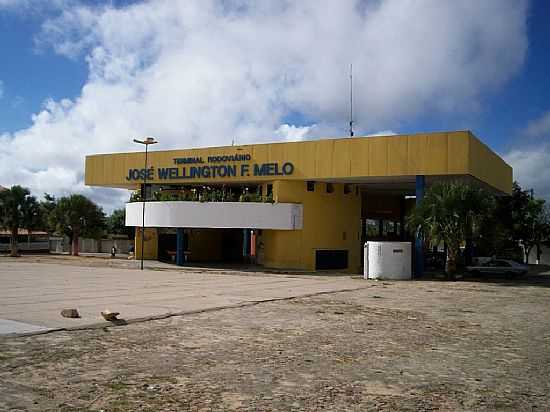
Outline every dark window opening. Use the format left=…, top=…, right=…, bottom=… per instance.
left=266, top=184, right=273, bottom=197
left=344, top=184, right=352, bottom=194
left=307, top=181, right=315, bottom=192
left=315, top=250, right=348, bottom=270
left=326, top=183, right=334, bottom=193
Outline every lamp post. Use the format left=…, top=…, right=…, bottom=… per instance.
left=133, top=137, right=158, bottom=270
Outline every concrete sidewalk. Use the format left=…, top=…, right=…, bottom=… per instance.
left=0, top=261, right=365, bottom=336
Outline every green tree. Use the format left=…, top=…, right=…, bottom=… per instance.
left=407, top=182, right=491, bottom=279
left=51, top=194, right=105, bottom=256
left=535, top=205, right=550, bottom=263
left=0, top=185, right=40, bottom=257
left=494, top=183, right=548, bottom=264
left=518, top=197, right=546, bottom=264
left=39, top=193, right=57, bottom=233
left=106, top=208, right=134, bottom=239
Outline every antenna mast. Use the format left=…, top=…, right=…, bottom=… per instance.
left=349, top=63, right=354, bottom=137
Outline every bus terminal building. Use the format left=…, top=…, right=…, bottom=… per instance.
left=85, top=131, right=512, bottom=275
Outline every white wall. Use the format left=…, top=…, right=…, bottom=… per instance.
left=126, top=201, right=303, bottom=230
left=0, top=242, right=49, bottom=252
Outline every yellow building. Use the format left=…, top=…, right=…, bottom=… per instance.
left=85, top=130, right=512, bottom=274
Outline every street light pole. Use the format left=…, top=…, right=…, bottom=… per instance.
left=133, top=137, right=158, bottom=270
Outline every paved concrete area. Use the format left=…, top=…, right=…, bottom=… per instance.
left=0, top=319, right=50, bottom=335
left=0, top=261, right=365, bottom=335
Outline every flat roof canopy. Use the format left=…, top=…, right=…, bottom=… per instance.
left=85, top=130, right=512, bottom=195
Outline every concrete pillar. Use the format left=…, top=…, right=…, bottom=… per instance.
left=415, top=175, right=425, bottom=278
left=176, top=228, right=185, bottom=266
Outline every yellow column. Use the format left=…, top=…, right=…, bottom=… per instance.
left=134, top=227, right=158, bottom=260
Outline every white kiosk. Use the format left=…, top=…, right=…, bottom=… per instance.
left=364, top=241, right=412, bottom=280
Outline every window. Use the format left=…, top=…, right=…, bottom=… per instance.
left=326, top=183, right=334, bottom=193
left=315, top=250, right=348, bottom=270
left=306, top=181, right=315, bottom=192
left=344, top=184, right=352, bottom=194
left=494, top=261, right=511, bottom=267
left=365, top=219, right=379, bottom=238
left=266, top=184, right=273, bottom=197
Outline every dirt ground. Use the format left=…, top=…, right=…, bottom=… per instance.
left=1, top=260, right=549, bottom=411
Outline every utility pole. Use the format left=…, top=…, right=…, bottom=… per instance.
left=349, top=63, right=354, bottom=137
left=133, top=136, right=158, bottom=270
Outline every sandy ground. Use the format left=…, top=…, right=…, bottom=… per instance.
left=1, top=256, right=549, bottom=411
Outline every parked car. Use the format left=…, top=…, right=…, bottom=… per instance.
left=466, top=259, right=528, bottom=277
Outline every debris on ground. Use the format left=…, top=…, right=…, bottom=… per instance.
left=60, top=308, right=80, bottom=318
left=101, top=309, right=120, bottom=321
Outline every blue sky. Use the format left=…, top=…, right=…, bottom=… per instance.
left=473, top=0, right=550, bottom=152
left=0, top=0, right=549, bottom=210
left=0, top=0, right=140, bottom=133
left=0, top=8, right=85, bottom=132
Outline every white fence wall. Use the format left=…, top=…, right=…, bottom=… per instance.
left=0, top=242, right=49, bottom=252
left=49, top=237, right=133, bottom=254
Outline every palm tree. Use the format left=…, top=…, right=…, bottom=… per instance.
left=407, top=182, right=490, bottom=279
left=0, top=185, right=40, bottom=257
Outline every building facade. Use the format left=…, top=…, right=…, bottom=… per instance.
left=85, top=131, right=512, bottom=274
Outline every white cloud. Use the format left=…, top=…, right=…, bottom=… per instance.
left=275, top=124, right=317, bottom=142
left=505, top=143, right=550, bottom=200
left=504, top=110, right=550, bottom=201
left=0, top=0, right=528, bottom=212
left=365, top=130, right=397, bottom=137
left=525, top=111, right=550, bottom=139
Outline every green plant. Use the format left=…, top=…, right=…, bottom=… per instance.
left=129, top=190, right=141, bottom=202
left=226, top=191, right=236, bottom=202
left=264, top=193, right=274, bottom=203
left=239, top=193, right=252, bottom=202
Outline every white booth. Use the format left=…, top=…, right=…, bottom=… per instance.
left=364, top=241, right=412, bottom=280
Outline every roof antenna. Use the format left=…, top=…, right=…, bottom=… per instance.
left=349, top=63, right=354, bottom=137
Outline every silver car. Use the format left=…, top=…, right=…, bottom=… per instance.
left=466, top=259, right=528, bottom=276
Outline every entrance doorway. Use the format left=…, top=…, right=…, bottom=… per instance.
left=359, top=190, right=415, bottom=271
